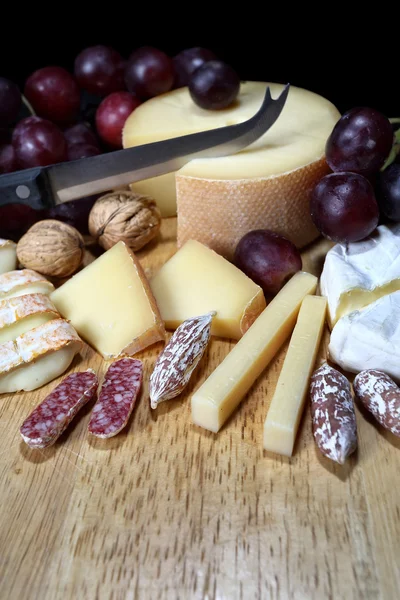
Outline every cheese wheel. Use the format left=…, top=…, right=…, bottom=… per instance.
left=123, top=82, right=340, bottom=256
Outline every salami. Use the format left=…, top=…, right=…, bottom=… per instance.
left=310, top=363, right=358, bottom=464
left=353, top=369, right=400, bottom=436
left=20, top=370, right=98, bottom=449
left=88, top=358, right=143, bottom=438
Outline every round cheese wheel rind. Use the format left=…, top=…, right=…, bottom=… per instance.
left=123, top=82, right=340, bottom=249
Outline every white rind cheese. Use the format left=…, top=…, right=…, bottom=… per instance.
left=0, top=318, right=82, bottom=393
left=0, top=239, right=17, bottom=274
left=123, top=82, right=340, bottom=255
left=329, top=291, right=400, bottom=380
left=0, top=269, right=54, bottom=301
left=321, top=224, right=400, bottom=326
left=0, top=293, right=59, bottom=343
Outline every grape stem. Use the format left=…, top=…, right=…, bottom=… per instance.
left=382, top=118, right=400, bottom=170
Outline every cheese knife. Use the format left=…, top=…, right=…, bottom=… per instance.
left=0, top=84, right=290, bottom=210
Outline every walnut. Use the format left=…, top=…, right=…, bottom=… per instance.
left=88, top=191, right=162, bottom=252
left=17, top=220, right=84, bottom=278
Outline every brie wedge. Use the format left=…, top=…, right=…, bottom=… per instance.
left=0, top=318, right=82, bottom=393
left=320, top=224, right=400, bottom=327
left=329, top=291, right=400, bottom=380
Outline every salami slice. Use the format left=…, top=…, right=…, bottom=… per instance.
left=20, top=370, right=98, bottom=449
left=88, top=358, right=143, bottom=438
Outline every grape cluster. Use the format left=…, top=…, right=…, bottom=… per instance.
left=0, top=45, right=239, bottom=239
left=310, top=107, right=398, bottom=243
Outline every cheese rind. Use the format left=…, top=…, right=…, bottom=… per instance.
left=123, top=82, right=340, bottom=250
left=150, top=239, right=266, bottom=339
left=51, top=241, right=165, bottom=359
left=191, top=271, right=318, bottom=432
left=321, top=224, right=400, bottom=326
left=0, top=269, right=54, bottom=301
left=0, top=239, right=17, bottom=274
left=263, top=295, right=327, bottom=456
left=0, top=293, right=59, bottom=343
left=0, top=318, right=82, bottom=393
left=329, top=291, right=400, bottom=380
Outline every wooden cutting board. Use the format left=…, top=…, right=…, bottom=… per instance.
left=1, top=218, right=399, bottom=600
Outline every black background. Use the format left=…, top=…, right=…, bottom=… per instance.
left=0, top=14, right=397, bottom=117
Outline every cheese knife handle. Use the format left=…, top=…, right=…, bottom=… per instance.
left=0, top=167, right=53, bottom=210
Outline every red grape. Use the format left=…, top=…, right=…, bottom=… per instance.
left=0, top=204, right=45, bottom=241
left=46, top=196, right=98, bottom=234
left=310, top=172, right=379, bottom=243
left=96, top=91, right=140, bottom=148
left=0, top=77, right=21, bottom=127
left=189, top=60, right=240, bottom=110
left=173, top=47, right=216, bottom=87
left=24, top=66, right=80, bottom=124
left=234, top=230, right=302, bottom=296
left=12, top=116, right=67, bottom=168
left=326, top=107, right=393, bottom=176
left=74, top=45, right=125, bottom=96
left=0, top=144, right=18, bottom=173
left=125, top=46, right=174, bottom=99
left=378, top=163, right=400, bottom=220
left=64, top=122, right=99, bottom=148
left=67, top=143, right=100, bottom=161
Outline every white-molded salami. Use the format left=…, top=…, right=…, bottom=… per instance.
left=310, top=363, right=358, bottom=464
left=88, top=358, right=143, bottom=438
left=353, top=369, right=400, bottom=436
left=20, top=370, right=98, bottom=448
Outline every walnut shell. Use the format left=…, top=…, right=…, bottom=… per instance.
left=17, top=220, right=84, bottom=278
left=88, top=191, right=162, bottom=252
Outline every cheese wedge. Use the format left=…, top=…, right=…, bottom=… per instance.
left=263, top=295, right=327, bottom=456
left=0, top=269, right=54, bottom=301
left=123, top=81, right=340, bottom=256
left=191, top=271, right=318, bottom=432
left=0, top=293, right=59, bottom=343
left=321, top=224, right=400, bottom=327
left=329, top=291, right=400, bottom=380
left=0, top=318, right=82, bottom=393
left=150, top=239, right=266, bottom=339
left=0, top=239, right=17, bottom=274
left=51, top=241, right=165, bottom=359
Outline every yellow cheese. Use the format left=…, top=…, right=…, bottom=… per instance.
left=191, top=271, right=318, bottom=432
left=123, top=82, right=340, bottom=254
left=263, top=295, right=327, bottom=456
left=51, top=241, right=165, bottom=359
left=0, top=239, right=17, bottom=274
left=150, top=239, right=266, bottom=339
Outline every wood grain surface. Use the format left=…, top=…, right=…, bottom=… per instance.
left=1, top=218, right=399, bottom=600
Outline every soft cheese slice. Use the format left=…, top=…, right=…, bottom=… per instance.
left=329, top=291, right=400, bottom=380
left=321, top=224, right=400, bottom=327
left=0, top=239, right=17, bottom=274
left=191, top=271, right=318, bottom=432
left=150, top=239, right=266, bottom=339
left=0, top=293, right=59, bottom=343
left=0, top=269, right=54, bottom=301
left=123, top=82, right=340, bottom=255
left=0, top=318, right=82, bottom=393
left=51, top=241, right=165, bottom=359
left=263, top=295, right=327, bottom=456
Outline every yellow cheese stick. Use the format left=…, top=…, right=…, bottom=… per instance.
left=263, top=295, right=327, bottom=456
left=191, top=271, right=318, bottom=433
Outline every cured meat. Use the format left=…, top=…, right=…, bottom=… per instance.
left=353, top=369, right=400, bottom=436
left=310, top=363, right=358, bottom=464
left=88, top=358, right=143, bottom=438
left=20, top=370, right=98, bottom=448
